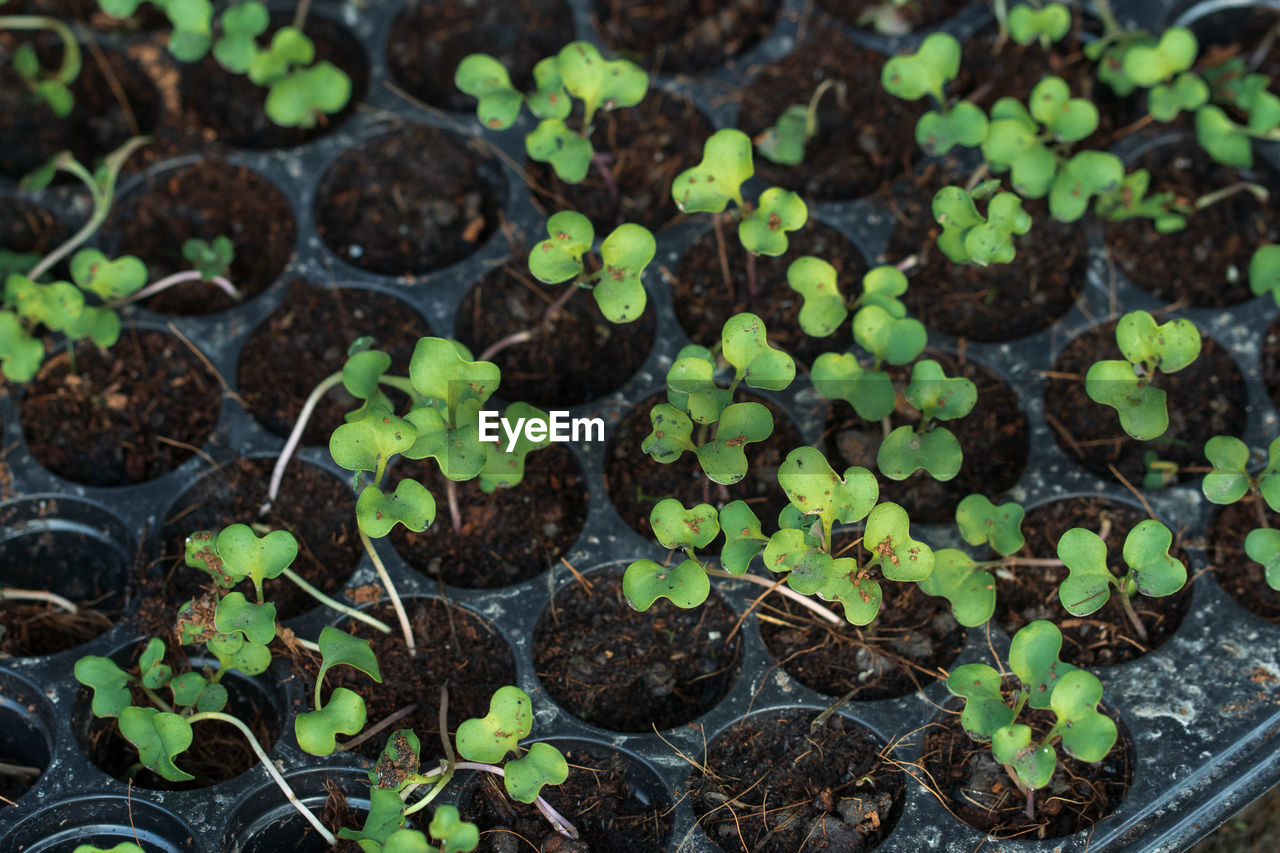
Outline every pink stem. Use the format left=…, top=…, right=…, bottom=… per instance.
left=592, top=152, right=620, bottom=201
left=116, top=271, right=240, bottom=306
left=478, top=330, right=534, bottom=363
left=454, top=762, right=578, bottom=838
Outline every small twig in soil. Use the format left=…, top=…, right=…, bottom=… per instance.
left=706, top=568, right=842, bottom=625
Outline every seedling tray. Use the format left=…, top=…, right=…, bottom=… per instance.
left=2, top=0, right=1279, bottom=850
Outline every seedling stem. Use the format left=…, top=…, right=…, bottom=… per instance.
left=359, top=529, right=416, bottom=656
left=0, top=588, right=78, bottom=613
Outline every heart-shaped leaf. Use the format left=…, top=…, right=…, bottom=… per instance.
left=212, top=524, right=298, bottom=592
left=1049, top=151, right=1124, bottom=222
left=428, top=804, right=480, bottom=853
left=623, top=558, right=711, bottom=609
left=527, top=55, right=570, bottom=120
left=138, top=637, right=172, bottom=690
left=738, top=187, right=808, bottom=257
left=778, top=446, right=879, bottom=536
left=1050, top=669, right=1117, bottom=762
left=955, top=494, right=1026, bottom=556
left=504, top=741, right=569, bottom=803
left=1029, top=76, right=1098, bottom=143
left=296, top=686, right=367, bottom=756
left=811, top=353, right=896, bottom=421
left=454, top=54, right=524, bottom=130
left=788, top=256, right=846, bottom=338
left=641, top=403, right=696, bottom=464
left=1115, top=310, right=1201, bottom=374
left=1009, top=620, right=1078, bottom=709
left=851, top=305, right=927, bottom=366
left=860, top=266, right=908, bottom=317
left=554, top=41, right=647, bottom=124
left=595, top=222, right=653, bottom=323
left=528, top=211, right=594, bottom=284
left=1260, top=437, right=1280, bottom=512
left=919, top=549, right=995, bottom=627
left=1202, top=435, right=1250, bottom=504
left=722, top=312, right=796, bottom=391
left=1008, top=3, right=1071, bottom=46
left=992, top=724, right=1056, bottom=791
left=651, top=498, right=720, bottom=552
left=815, top=557, right=882, bottom=624
left=1149, top=72, right=1209, bottom=122
left=915, top=101, right=988, bottom=156
left=69, top=249, right=147, bottom=301
left=881, top=33, right=960, bottom=102
left=206, top=631, right=271, bottom=676
left=1084, top=359, right=1169, bottom=440
left=762, top=529, right=836, bottom=594
left=409, top=338, right=501, bottom=414
left=316, top=625, right=382, bottom=687
left=719, top=500, right=767, bottom=575
left=1122, top=27, right=1198, bottom=87
left=525, top=118, right=593, bottom=184
left=877, top=425, right=964, bottom=481
left=1244, top=528, right=1280, bottom=590
left=1122, top=520, right=1186, bottom=597
left=356, top=480, right=436, bottom=537
left=342, top=349, right=391, bottom=400
left=696, top=401, right=774, bottom=485
left=214, top=592, right=277, bottom=646
left=330, top=408, right=418, bottom=480
left=755, top=103, right=809, bottom=165
left=455, top=686, right=534, bottom=764
left=1056, top=527, right=1115, bottom=616
left=863, top=502, right=933, bottom=581
left=265, top=62, right=351, bottom=128
left=667, top=346, right=729, bottom=424
left=169, top=672, right=227, bottom=713
left=904, top=359, right=977, bottom=421
left=0, top=311, right=44, bottom=382
left=946, top=663, right=1015, bottom=739
left=672, top=128, right=752, bottom=214
left=478, top=402, right=553, bottom=492
left=119, top=706, right=194, bottom=782
left=75, top=655, right=133, bottom=718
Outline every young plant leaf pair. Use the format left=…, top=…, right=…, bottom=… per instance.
left=920, top=494, right=1026, bottom=627
left=947, top=621, right=1117, bottom=806
left=1202, top=435, right=1280, bottom=590
left=881, top=33, right=987, bottom=156
left=643, top=313, right=795, bottom=485
left=526, top=210, right=655, bottom=323
left=456, top=42, right=648, bottom=183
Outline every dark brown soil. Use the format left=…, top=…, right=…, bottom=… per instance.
left=180, top=14, right=369, bottom=149
left=99, top=161, right=297, bottom=314
left=1104, top=140, right=1280, bottom=308
left=533, top=572, right=742, bottom=732
left=386, top=0, right=575, bottom=113
left=0, top=198, right=68, bottom=263
left=1210, top=497, right=1280, bottom=625
left=78, top=644, right=279, bottom=790
left=460, top=742, right=672, bottom=852
left=690, top=711, right=903, bottom=853
left=816, top=0, right=970, bottom=32
left=996, top=498, right=1193, bottom=666
left=591, top=0, right=780, bottom=74
left=1043, top=321, right=1248, bottom=487
left=604, top=391, right=805, bottom=541
left=386, top=443, right=587, bottom=588
left=453, top=264, right=656, bottom=409
left=328, top=598, right=517, bottom=759
left=673, top=221, right=867, bottom=367
left=0, top=514, right=125, bottom=656
left=759, top=563, right=963, bottom=701
left=0, top=38, right=159, bottom=180
left=237, top=281, right=431, bottom=444
left=922, top=696, right=1132, bottom=838
left=526, top=88, right=714, bottom=231
left=1265, top=318, right=1280, bottom=414
left=8, top=0, right=169, bottom=30
left=1186, top=5, right=1280, bottom=85
left=147, top=457, right=362, bottom=623
left=821, top=349, right=1030, bottom=525
left=20, top=330, right=219, bottom=485
left=314, top=124, right=504, bottom=276
left=736, top=25, right=920, bottom=201
left=883, top=166, right=1086, bottom=341
left=0, top=711, right=44, bottom=807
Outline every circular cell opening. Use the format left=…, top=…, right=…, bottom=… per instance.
left=223, top=768, right=378, bottom=853
left=1, top=796, right=194, bottom=853
left=0, top=673, right=53, bottom=809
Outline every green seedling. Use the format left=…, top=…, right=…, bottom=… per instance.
left=947, top=620, right=1117, bottom=819
left=1142, top=450, right=1179, bottom=489
left=997, top=1, right=1072, bottom=49
left=457, top=41, right=647, bottom=186
left=1251, top=245, right=1280, bottom=306
left=642, top=313, right=795, bottom=485
left=671, top=128, right=808, bottom=296
left=919, top=496, right=1030, bottom=627
left=754, top=79, right=847, bottom=166
left=526, top=210, right=655, bottom=323
left=1057, top=519, right=1188, bottom=641
left=627, top=446, right=937, bottom=626
left=2, top=139, right=243, bottom=383
left=855, top=0, right=920, bottom=35
left=882, top=33, right=988, bottom=156
left=1089, top=23, right=1280, bottom=167
left=1084, top=310, right=1201, bottom=440
left=876, top=359, right=977, bottom=482
left=1201, top=435, right=1280, bottom=591
left=338, top=687, right=575, bottom=851
left=98, top=0, right=349, bottom=127
left=932, top=182, right=1031, bottom=266
left=74, top=844, right=145, bottom=853
left=0, top=14, right=81, bottom=116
